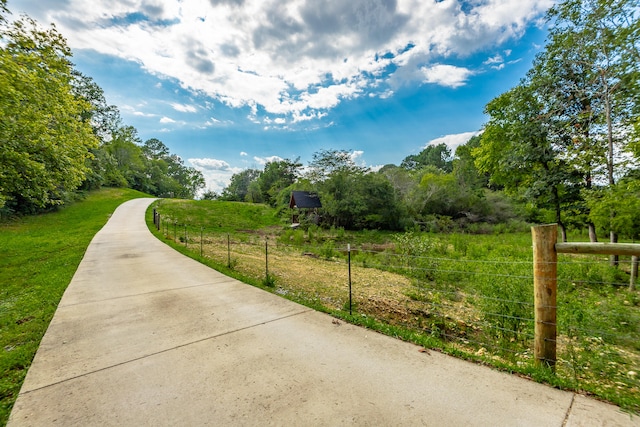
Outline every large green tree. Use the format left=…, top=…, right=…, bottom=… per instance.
left=453, top=135, right=488, bottom=191
left=0, top=15, right=98, bottom=213
left=401, top=143, right=453, bottom=173
left=256, top=158, right=302, bottom=206
left=140, top=138, right=205, bottom=198
left=220, top=169, right=262, bottom=201
left=304, top=149, right=405, bottom=230
left=586, top=177, right=640, bottom=240
left=474, top=84, right=580, bottom=241
left=545, top=0, right=640, bottom=245
left=475, top=0, right=639, bottom=242
left=305, top=149, right=368, bottom=183
left=71, top=71, right=121, bottom=141
left=318, top=169, right=405, bottom=230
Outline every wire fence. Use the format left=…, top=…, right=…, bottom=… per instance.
left=152, top=209, right=640, bottom=411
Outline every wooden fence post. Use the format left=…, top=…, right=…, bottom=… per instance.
left=532, top=224, right=557, bottom=369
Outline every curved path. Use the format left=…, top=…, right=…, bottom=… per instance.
left=8, top=198, right=637, bottom=426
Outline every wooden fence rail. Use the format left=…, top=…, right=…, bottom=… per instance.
left=531, top=224, right=640, bottom=369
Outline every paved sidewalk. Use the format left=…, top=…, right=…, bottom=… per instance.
left=8, top=198, right=638, bottom=426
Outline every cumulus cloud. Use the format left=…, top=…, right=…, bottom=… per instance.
left=21, top=0, right=553, bottom=123
left=425, top=131, right=483, bottom=153
left=421, top=64, right=474, bottom=88
left=253, top=155, right=284, bottom=165
left=189, top=158, right=232, bottom=170
left=349, top=150, right=364, bottom=163
left=159, top=116, right=176, bottom=123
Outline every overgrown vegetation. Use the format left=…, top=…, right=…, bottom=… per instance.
left=152, top=198, right=640, bottom=414
left=0, top=188, right=150, bottom=424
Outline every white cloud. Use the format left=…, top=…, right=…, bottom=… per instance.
left=421, top=64, right=474, bottom=88
left=350, top=150, right=364, bottom=163
left=253, top=155, right=284, bottom=165
left=20, top=0, right=553, bottom=121
left=121, top=104, right=156, bottom=117
left=484, top=52, right=512, bottom=70
left=484, top=54, right=503, bottom=65
left=159, top=116, right=176, bottom=123
left=189, top=158, right=232, bottom=171
left=425, top=131, right=483, bottom=153
left=171, top=103, right=198, bottom=113
left=240, top=152, right=248, bottom=156
left=133, top=111, right=156, bottom=117
left=202, top=116, right=233, bottom=127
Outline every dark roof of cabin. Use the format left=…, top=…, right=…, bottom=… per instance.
left=289, top=191, right=322, bottom=209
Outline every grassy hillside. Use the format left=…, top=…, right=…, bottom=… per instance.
left=0, top=188, right=151, bottom=424
left=152, top=198, right=284, bottom=232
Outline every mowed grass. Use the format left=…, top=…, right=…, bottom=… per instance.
left=154, top=199, right=283, bottom=233
left=0, top=188, right=151, bottom=424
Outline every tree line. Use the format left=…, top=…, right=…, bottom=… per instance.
left=217, top=143, right=521, bottom=232
left=475, top=0, right=639, bottom=243
left=219, top=0, right=640, bottom=240
left=0, top=2, right=205, bottom=216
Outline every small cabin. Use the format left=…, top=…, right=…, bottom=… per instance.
left=289, top=191, right=322, bottom=225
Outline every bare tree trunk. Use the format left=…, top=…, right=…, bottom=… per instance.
left=588, top=223, right=598, bottom=242
left=585, top=168, right=598, bottom=242
left=553, top=185, right=567, bottom=242
left=610, top=230, right=619, bottom=267
left=559, top=223, right=568, bottom=243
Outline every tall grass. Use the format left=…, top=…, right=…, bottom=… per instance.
left=0, top=188, right=150, bottom=424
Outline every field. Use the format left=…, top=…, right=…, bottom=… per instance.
left=151, top=198, right=640, bottom=414
left=0, top=188, right=151, bottom=425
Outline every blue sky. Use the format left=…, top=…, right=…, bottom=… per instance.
left=9, top=0, right=554, bottom=193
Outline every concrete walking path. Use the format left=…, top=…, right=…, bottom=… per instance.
left=8, top=198, right=638, bottom=426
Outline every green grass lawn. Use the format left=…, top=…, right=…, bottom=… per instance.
left=153, top=198, right=284, bottom=233
left=0, top=188, right=150, bottom=424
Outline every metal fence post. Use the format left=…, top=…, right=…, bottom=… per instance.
left=348, top=244, right=352, bottom=315
left=532, top=224, right=558, bottom=369
left=265, top=238, right=269, bottom=281
left=631, top=256, right=638, bottom=291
